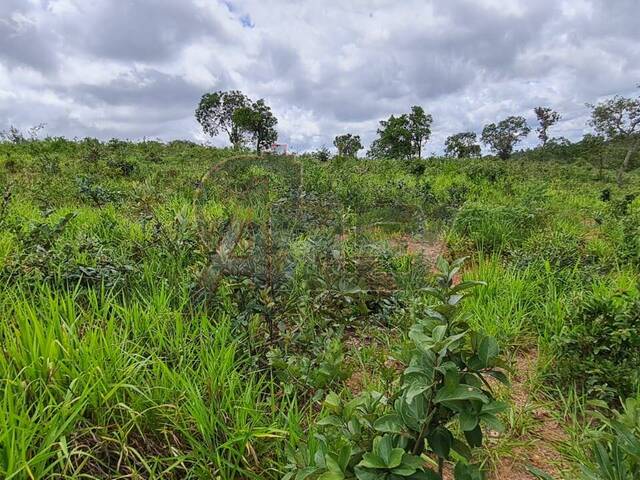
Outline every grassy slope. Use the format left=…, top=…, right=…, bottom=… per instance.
left=0, top=139, right=638, bottom=479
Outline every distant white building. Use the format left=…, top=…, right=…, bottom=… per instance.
left=270, top=143, right=288, bottom=155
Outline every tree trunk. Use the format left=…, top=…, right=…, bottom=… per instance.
left=617, top=139, right=639, bottom=186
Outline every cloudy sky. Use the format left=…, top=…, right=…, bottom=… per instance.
left=1, top=0, right=639, bottom=153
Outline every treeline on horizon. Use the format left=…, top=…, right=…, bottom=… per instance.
left=2, top=85, right=639, bottom=182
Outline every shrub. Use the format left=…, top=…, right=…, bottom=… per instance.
left=285, top=258, right=508, bottom=479
left=315, top=146, right=331, bottom=162
left=76, top=177, right=120, bottom=207
left=453, top=203, right=539, bottom=252
left=107, top=157, right=137, bottom=176
left=553, top=290, right=640, bottom=404
left=518, top=228, right=586, bottom=268
left=581, top=396, right=640, bottom=479
left=464, top=162, right=506, bottom=183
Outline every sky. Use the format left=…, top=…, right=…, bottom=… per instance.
left=1, top=0, right=639, bottom=153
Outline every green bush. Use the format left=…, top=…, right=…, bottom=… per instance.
left=581, top=396, right=640, bottom=479
left=453, top=203, right=539, bottom=252
left=553, top=290, right=640, bottom=404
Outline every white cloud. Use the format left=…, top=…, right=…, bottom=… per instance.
left=0, top=0, right=638, bottom=152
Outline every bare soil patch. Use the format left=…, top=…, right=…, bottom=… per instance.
left=389, top=234, right=447, bottom=265
left=488, top=350, right=570, bottom=480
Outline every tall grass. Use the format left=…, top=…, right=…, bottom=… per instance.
left=0, top=285, right=292, bottom=479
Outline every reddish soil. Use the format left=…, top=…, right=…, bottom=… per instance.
left=488, top=350, right=570, bottom=480
left=390, top=234, right=447, bottom=265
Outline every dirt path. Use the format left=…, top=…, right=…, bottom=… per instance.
left=389, top=233, right=447, bottom=265
left=488, top=350, right=570, bottom=480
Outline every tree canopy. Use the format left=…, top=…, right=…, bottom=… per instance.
left=534, top=106, right=561, bottom=146
left=368, top=106, right=432, bottom=159
left=589, top=90, right=640, bottom=182
left=444, top=132, right=481, bottom=158
left=233, top=99, right=278, bottom=154
left=481, top=116, right=530, bottom=159
left=195, top=90, right=250, bottom=149
left=333, top=133, right=363, bottom=157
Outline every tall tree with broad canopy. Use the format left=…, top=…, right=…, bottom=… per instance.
left=368, top=115, right=413, bottom=159
left=407, top=106, right=433, bottom=159
left=233, top=99, right=278, bottom=154
left=534, top=106, right=561, bottom=146
left=444, top=132, right=481, bottom=158
left=195, top=90, right=250, bottom=148
left=333, top=133, right=363, bottom=157
left=481, top=116, right=530, bottom=159
left=588, top=89, right=640, bottom=184
left=368, top=106, right=433, bottom=159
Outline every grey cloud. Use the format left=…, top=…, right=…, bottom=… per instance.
left=0, top=7, right=59, bottom=71
left=75, top=0, right=232, bottom=62
left=72, top=69, right=205, bottom=112
left=1, top=0, right=639, bottom=152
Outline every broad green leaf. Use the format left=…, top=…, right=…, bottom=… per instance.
left=405, top=381, right=430, bottom=404
left=422, top=286, right=446, bottom=302
left=387, top=448, right=405, bottom=468
left=294, top=466, right=320, bottom=480
left=451, top=438, right=472, bottom=460
left=459, top=411, right=479, bottom=431
left=480, top=413, right=504, bottom=433
left=464, top=425, right=483, bottom=448
left=432, top=324, right=447, bottom=341
left=478, top=337, right=499, bottom=367
left=354, top=466, right=388, bottom=480
left=486, top=370, right=509, bottom=385
left=318, top=471, right=345, bottom=480
left=481, top=400, right=508, bottom=415
left=448, top=294, right=463, bottom=306
left=359, top=453, right=386, bottom=469
left=391, top=464, right=418, bottom=476
left=391, top=454, right=423, bottom=476
left=450, top=281, right=486, bottom=295
left=337, top=443, right=352, bottom=472
left=453, top=461, right=483, bottom=480
left=325, top=454, right=343, bottom=473
left=427, top=426, right=453, bottom=459
left=434, top=385, right=488, bottom=404
left=374, top=414, right=405, bottom=434
left=377, top=435, right=394, bottom=465
left=325, top=392, right=341, bottom=410
left=317, top=415, right=343, bottom=427
left=410, top=470, right=441, bottom=480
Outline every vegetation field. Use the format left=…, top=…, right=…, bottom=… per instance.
left=1, top=138, right=639, bottom=479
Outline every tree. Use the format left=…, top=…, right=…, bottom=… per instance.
left=367, top=114, right=413, bottom=159
left=367, top=106, right=433, bottom=159
left=233, top=99, right=278, bottom=154
left=444, top=132, right=481, bottom=158
left=582, top=133, right=608, bottom=180
left=195, top=90, right=250, bottom=149
left=534, top=106, right=561, bottom=146
left=588, top=90, right=640, bottom=184
left=333, top=133, right=363, bottom=157
left=407, top=105, right=433, bottom=159
left=481, top=116, right=530, bottom=159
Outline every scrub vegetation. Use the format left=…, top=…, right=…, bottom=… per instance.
left=1, top=90, right=640, bottom=479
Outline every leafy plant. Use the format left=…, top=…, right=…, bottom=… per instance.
left=76, top=176, right=120, bottom=207
left=286, top=258, right=508, bottom=479
left=315, top=146, right=332, bottom=162
left=553, top=290, right=640, bottom=405
left=581, top=396, right=640, bottom=479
